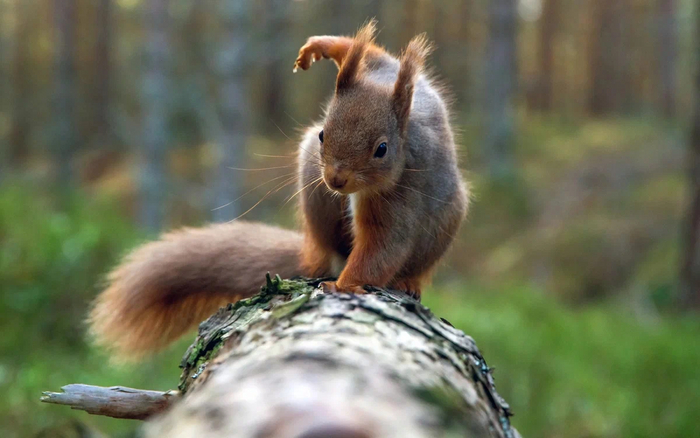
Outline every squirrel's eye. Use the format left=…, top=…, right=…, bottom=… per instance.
left=318, top=130, right=324, bottom=144
left=374, top=142, right=387, bottom=158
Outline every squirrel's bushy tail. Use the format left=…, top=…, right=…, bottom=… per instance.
left=88, top=222, right=303, bottom=361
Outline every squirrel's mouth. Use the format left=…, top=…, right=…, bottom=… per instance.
left=323, top=179, right=359, bottom=195
left=323, top=167, right=360, bottom=195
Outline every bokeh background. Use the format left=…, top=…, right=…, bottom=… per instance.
left=2, top=0, right=700, bottom=436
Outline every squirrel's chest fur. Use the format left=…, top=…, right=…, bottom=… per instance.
left=347, top=193, right=359, bottom=222
left=326, top=194, right=357, bottom=276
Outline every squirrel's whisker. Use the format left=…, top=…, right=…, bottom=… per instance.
left=212, top=172, right=297, bottom=212
left=271, top=120, right=293, bottom=141
left=395, top=183, right=449, bottom=204
left=228, top=165, right=296, bottom=172
left=309, top=178, right=326, bottom=198
left=297, top=144, right=323, bottom=163
left=254, top=153, right=296, bottom=159
left=270, top=175, right=300, bottom=195
left=284, top=111, right=304, bottom=128
left=228, top=174, right=300, bottom=222
left=283, top=177, right=323, bottom=207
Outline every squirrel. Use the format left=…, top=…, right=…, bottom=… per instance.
left=88, top=21, right=469, bottom=360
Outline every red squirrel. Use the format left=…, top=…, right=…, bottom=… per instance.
left=89, top=21, right=469, bottom=360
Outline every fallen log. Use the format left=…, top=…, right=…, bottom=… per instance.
left=43, top=275, right=519, bottom=437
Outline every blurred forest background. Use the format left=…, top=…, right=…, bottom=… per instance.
left=2, top=0, right=700, bottom=436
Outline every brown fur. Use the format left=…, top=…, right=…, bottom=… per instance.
left=91, top=22, right=468, bottom=361
left=89, top=222, right=303, bottom=360
left=393, top=34, right=432, bottom=135
left=297, top=22, right=469, bottom=296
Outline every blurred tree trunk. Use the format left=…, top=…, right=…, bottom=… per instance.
left=140, top=0, right=170, bottom=232
left=536, top=0, right=557, bottom=112
left=401, top=0, right=420, bottom=45
left=680, top=4, right=700, bottom=307
left=94, top=0, right=112, bottom=141
left=261, top=0, right=290, bottom=133
left=588, top=0, right=624, bottom=116
left=0, top=0, right=9, bottom=179
left=657, top=0, right=677, bottom=117
left=618, top=0, right=636, bottom=113
left=53, top=0, right=79, bottom=186
left=435, top=0, right=471, bottom=111
left=9, top=0, right=30, bottom=170
left=485, top=0, right=517, bottom=178
left=207, top=0, right=250, bottom=222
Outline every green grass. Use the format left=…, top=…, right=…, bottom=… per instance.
left=424, top=283, right=700, bottom=438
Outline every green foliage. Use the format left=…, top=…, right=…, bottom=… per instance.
left=0, top=184, right=188, bottom=438
left=453, top=116, right=685, bottom=303
left=424, top=285, right=700, bottom=438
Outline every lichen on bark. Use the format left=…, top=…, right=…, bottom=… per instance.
left=161, top=275, right=517, bottom=438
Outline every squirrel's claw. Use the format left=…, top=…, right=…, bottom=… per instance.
left=294, top=38, right=325, bottom=72
left=320, top=281, right=366, bottom=295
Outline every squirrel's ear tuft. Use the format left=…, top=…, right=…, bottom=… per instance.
left=393, top=33, right=432, bottom=135
left=336, top=19, right=378, bottom=93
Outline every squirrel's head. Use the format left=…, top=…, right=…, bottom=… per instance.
left=319, top=22, right=431, bottom=195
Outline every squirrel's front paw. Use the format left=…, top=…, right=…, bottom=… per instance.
left=320, top=281, right=366, bottom=295
left=294, top=37, right=325, bottom=72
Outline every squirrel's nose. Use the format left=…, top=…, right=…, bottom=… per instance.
left=330, top=174, right=348, bottom=190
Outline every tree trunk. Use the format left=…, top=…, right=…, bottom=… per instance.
left=657, top=0, right=677, bottom=117
left=680, top=4, right=700, bottom=307
left=588, top=0, right=625, bottom=116
left=0, top=0, right=10, bottom=180
left=53, top=0, right=78, bottom=186
left=146, top=276, right=519, bottom=437
left=260, top=0, right=291, bottom=134
left=536, top=0, right=557, bottom=112
left=9, top=0, right=31, bottom=170
left=207, top=0, right=250, bottom=222
left=94, top=0, right=112, bottom=141
left=436, top=0, right=472, bottom=112
left=485, top=0, right=517, bottom=179
left=140, top=0, right=170, bottom=232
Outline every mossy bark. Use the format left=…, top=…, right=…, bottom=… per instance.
left=147, top=276, right=519, bottom=438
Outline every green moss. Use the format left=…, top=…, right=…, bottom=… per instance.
left=271, top=292, right=311, bottom=318
left=412, top=383, right=468, bottom=415
left=178, top=275, right=319, bottom=392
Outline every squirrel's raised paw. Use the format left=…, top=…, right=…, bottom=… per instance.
left=293, top=37, right=326, bottom=72
left=320, top=281, right=366, bottom=295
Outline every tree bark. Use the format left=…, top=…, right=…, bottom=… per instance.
left=146, top=276, right=518, bottom=437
